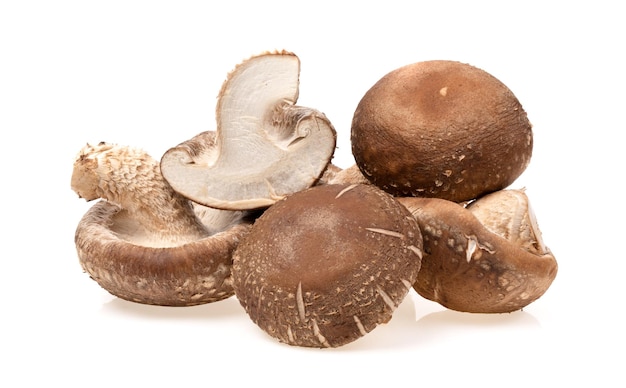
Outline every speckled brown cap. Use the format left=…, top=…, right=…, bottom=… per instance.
left=398, top=194, right=557, bottom=313
left=71, top=141, right=254, bottom=306
left=351, top=60, right=533, bottom=202
left=232, top=183, right=423, bottom=347
left=75, top=201, right=252, bottom=306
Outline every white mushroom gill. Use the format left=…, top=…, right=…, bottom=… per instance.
left=160, top=51, right=336, bottom=210
left=467, top=189, right=548, bottom=256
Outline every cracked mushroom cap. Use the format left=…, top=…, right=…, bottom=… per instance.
left=160, top=51, right=337, bottom=211
left=72, top=142, right=253, bottom=306
left=398, top=190, right=557, bottom=313
left=231, top=183, right=423, bottom=348
left=351, top=60, right=533, bottom=202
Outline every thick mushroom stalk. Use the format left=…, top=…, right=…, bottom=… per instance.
left=71, top=142, right=253, bottom=306
left=161, top=51, right=337, bottom=210
left=398, top=189, right=557, bottom=313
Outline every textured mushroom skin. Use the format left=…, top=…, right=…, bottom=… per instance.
left=72, top=142, right=253, bottom=306
left=352, top=60, right=533, bottom=202
left=75, top=202, right=251, bottom=306
left=232, top=184, right=423, bottom=348
left=398, top=196, right=557, bottom=313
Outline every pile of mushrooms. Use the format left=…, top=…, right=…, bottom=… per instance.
left=71, top=51, right=557, bottom=347
left=350, top=60, right=557, bottom=314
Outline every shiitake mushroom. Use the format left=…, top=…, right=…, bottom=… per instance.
left=71, top=142, right=253, bottom=306
left=231, top=183, right=423, bottom=348
left=398, top=190, right=557, bottom=313
left=72, top=52, right=557, bottom=347
left=351, top=60, right=533, bottom=203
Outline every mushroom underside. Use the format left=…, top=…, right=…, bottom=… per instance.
left=75, top=200, right=252, bottom=306
left=160, top=52, right=337, bottom=211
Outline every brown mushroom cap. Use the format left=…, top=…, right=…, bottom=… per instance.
left=75, top=202, right=251, bottom=306
left=398, top=191, right=557, bottom=313
left=352, top=60, right=533, bottom=202
left=160, top=51, right=337, bottom=211
left=231, top=183, right=423, bottom=348
left=72, top=142, right=253, bottom=306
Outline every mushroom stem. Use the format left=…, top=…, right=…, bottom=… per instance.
left=71, top=142, right=209, bottom=244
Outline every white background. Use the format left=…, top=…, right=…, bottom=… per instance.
left=1, top=1, right=623, bottom=386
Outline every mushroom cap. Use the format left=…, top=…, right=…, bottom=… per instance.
left=160, top=51, right=337, bottom=211
left=351, top=60, right=533, bottom=202
left=75, top=200, right=252, bottom=306
left=398, top=193, right=557, bottom=313
left=71, top=141, right=254, bottom=306
left=231, top=183, right=423, bottom=348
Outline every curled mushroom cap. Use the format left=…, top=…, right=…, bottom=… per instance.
left=398, top=190, right=557, bottom=313
left=232, top=183, right=423, bottom=348
left=161, top=51, right=337, bottom=211
left=71, top=142, right=253, bottom=306
left=352, top=60, right=533, bottom=202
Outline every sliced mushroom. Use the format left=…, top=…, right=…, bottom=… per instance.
left=160, top=51, right=337, bottom=211
left=398, top=190, right=557, bottom=313
left=232, top=183, right=423, bottom=348
left=71, top=142, right=253, bottom=306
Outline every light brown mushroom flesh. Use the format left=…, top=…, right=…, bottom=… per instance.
left=351, top=60, right=533, bottom=202
left=398, top=189, right=557, bottom=313
left=160, top=51, right=337, bottom=211
left=232, top=183, right=423, bottom=348
left=71, top=142, right=253, bottom=306
left=325, top=163, right=371, bottom=186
